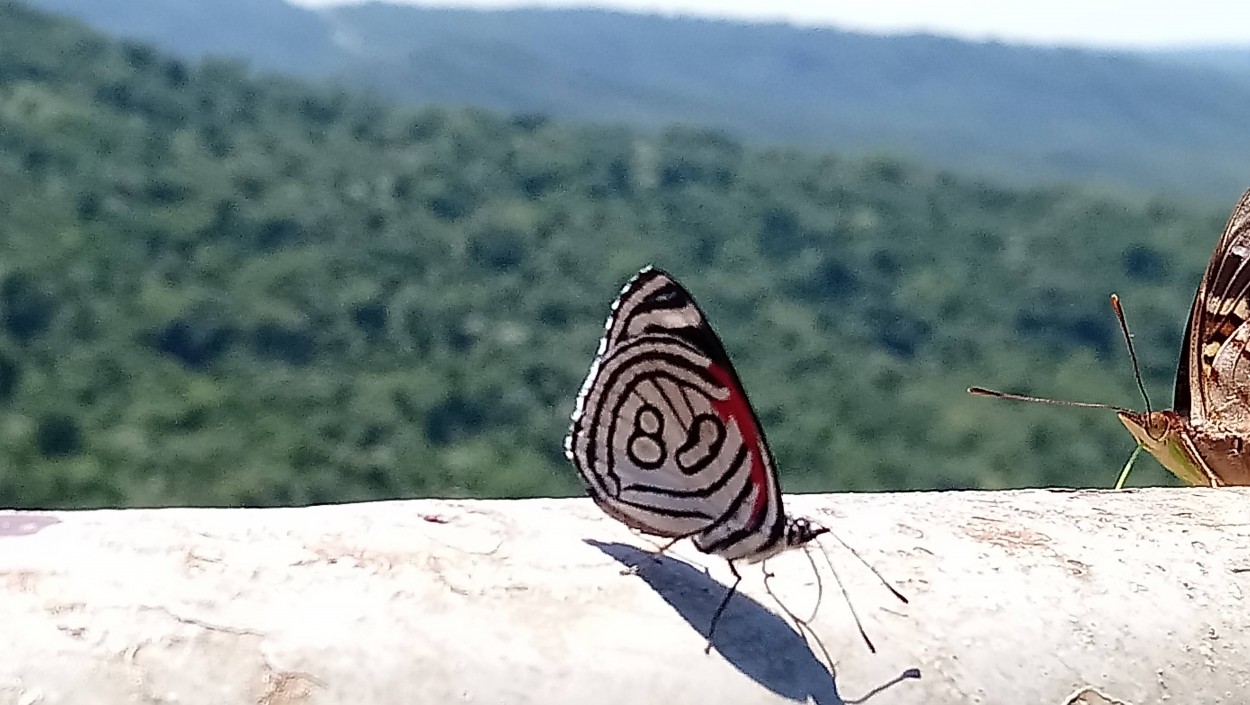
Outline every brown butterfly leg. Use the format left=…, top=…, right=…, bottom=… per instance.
left=704, top=561, right=742, bottom=654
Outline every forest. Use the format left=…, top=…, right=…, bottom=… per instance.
left=0, top=1, right=1240, bottom=509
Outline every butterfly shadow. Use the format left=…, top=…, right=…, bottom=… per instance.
left=587, top=539, right=848, bottom=705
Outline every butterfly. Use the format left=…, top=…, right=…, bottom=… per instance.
left=972, top=187, right=1250, bottom=487
left=565, top=266, right=905, bottom=650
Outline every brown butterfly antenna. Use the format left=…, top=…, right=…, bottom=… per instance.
left=966, top=386, right=1122, bottom=410
left=1109, top=293, right=1168, bottom=451
left=969, top=294, right=1159, bottom=416
left=1109, top=294, right=1156, bottom=423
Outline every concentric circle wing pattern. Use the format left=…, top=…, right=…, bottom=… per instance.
left=565, top=267, right=788, bottom=563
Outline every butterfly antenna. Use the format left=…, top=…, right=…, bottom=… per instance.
left=967, top=387, right=1121, bottom=410
left=825, top=530, right=909, bottom=605
left=843, top=670, right=924, bottom=705
left=1109, top=294, right=1154, bottom=419
left=816, top=539, right=879, bottom=653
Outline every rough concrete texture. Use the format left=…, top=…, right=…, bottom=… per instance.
left=1, top=487, right=1249, bottom=705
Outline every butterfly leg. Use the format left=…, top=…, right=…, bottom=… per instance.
left=655, top=535, right=682, bottom=556
left=704, top=561, right=742, bottom=654
left=760, top=561, right=802, bottom=633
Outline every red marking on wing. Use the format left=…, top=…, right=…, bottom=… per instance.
left=421, top=514, right=450, bottom=524
left=706, top=363, right=769, bottom=522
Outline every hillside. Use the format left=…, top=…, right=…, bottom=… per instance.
left=0, top=1, right=1240, bottom=509
left=20, top=0, right=1250, bottom=202
left=1146, top=46, right=1250, bottom=76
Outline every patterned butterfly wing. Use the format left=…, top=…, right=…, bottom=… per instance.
left=1181, top=187, right=1250, bottom=432
left=565, top=267, right=789, bottom=563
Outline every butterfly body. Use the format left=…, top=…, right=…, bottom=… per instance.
left=565, top=266, right=826, bottom=563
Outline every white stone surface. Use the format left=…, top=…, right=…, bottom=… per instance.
left=1, top=487, right=1249, bottom=704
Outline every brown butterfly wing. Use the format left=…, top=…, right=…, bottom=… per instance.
left=1184, top=188, right=1250, bottom=431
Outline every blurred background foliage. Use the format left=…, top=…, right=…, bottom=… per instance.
left=0, top=1, right=1240, bottom=508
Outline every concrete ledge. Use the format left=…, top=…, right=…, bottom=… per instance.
left=2, top=488, right=1250, bottom=704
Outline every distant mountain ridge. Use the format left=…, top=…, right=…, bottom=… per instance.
left=1144, top=45, right=1250, bottom=75
left=20, top=0, right=1250, bottom=201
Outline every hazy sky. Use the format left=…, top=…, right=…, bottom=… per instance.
left=288, top=0, right=1250, bottom=49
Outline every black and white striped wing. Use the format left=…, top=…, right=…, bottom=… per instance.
left=565, top=267, right=788, bottom=562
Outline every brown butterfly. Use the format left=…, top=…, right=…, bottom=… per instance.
left=972, top=187, right=1250, bottom=487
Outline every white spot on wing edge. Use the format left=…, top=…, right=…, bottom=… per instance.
left=564, top=265, right=659, bottom=460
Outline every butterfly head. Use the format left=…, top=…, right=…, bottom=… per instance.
left=1116, top=409, right=1211, bottom=487
left=785, top=516, right=830, bottom=549
left=741, top=516, right=830, bottom=564
left=1115, top=409, right=1170, bottom=447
